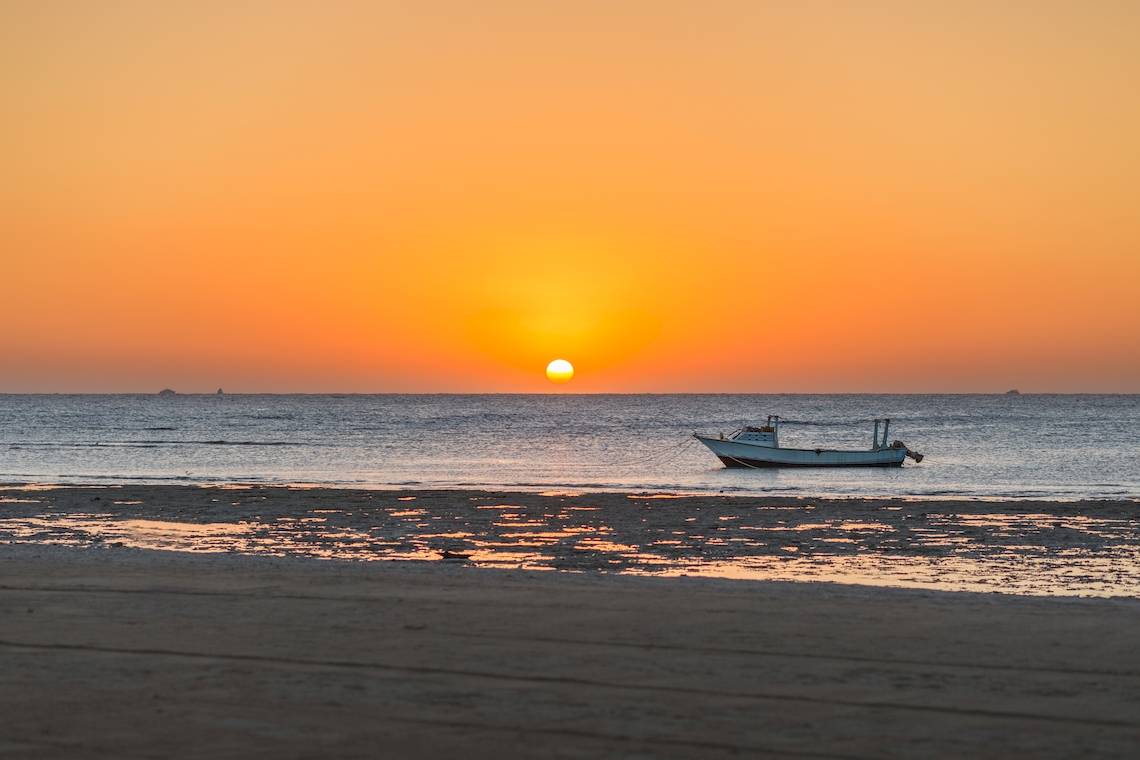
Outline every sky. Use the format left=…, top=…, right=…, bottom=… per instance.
left=3, top=0, right=1138, bottom=392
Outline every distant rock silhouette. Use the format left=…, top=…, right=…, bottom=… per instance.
left=158, top=388, right=177, bottom=397
left=1005, top=389, right=1021, bottom=395
left=216, top=388, right=224, bottom=395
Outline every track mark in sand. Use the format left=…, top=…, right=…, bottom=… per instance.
left=1, top=638, right=1137, bottom=730
left=3, top=584, right=1139, bottom=679
left=0, top=736, right=121, bottom=758
left=0, top=714, right=860, bottom=760
left=373, top=714, right=865, bottom=760
left=409, top=629, right=1140, bottom=680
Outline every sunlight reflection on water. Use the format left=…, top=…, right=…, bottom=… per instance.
left=3, top=394, right=1137, bottom=500
left=2, top=486, right=1138, bottom=598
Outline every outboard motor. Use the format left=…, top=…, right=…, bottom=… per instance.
left=892, top=440, right=924, bottom=463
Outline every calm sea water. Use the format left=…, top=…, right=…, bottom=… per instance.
left=0, top=394, right=1136, bottom=499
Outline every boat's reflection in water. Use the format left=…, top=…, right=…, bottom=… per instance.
left=1, top=493, right=1137, bottom=598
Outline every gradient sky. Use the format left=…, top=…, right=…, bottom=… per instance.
left=3, top=1, right=1138, bottom=392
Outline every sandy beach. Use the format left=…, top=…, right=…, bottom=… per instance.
left=2, top=541, right=1139, bottom=758
left=0, top=485, right=1137, bottom=757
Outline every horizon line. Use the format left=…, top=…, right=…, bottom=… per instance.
left=1, top=390, right=1136, bottom=396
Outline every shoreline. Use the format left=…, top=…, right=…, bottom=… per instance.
left=3, top=479, right=1136, bottom=503
left=2, top=484, right=1137, bottom=598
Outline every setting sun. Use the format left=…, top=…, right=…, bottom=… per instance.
left=546, top=359, right=574, bottom=384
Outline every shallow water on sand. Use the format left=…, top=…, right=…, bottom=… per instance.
left=2, top=486, right=1137, bottom=597
left=1, top=394, right=1137, bottom=499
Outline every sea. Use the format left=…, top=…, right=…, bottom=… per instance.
left=1, top=393, right=1136, bottom=499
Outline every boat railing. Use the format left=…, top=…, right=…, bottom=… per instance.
left=872, top=418, right=891, bottom=449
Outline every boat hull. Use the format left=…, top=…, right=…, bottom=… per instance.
left=695, top=435, right=907, bottom=468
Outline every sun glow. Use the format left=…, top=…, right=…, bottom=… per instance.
left=1, top=3, right=1137, bottom=393
left=546, top=359, right=574, bottom=384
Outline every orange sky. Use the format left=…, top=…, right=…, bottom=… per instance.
left=3, top=1, right=1138, bottom=392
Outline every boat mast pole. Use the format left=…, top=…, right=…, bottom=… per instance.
left=872, top=419, right=880, bottom=449
left=881, top=418, right=890, bottom=448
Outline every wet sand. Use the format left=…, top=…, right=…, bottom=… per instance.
left=1, top=486, right=1139, bottom=757
left=2, top=485, right=1138, bottom=595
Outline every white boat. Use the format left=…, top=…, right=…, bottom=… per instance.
left=694, top=416, right=924, bottom=468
